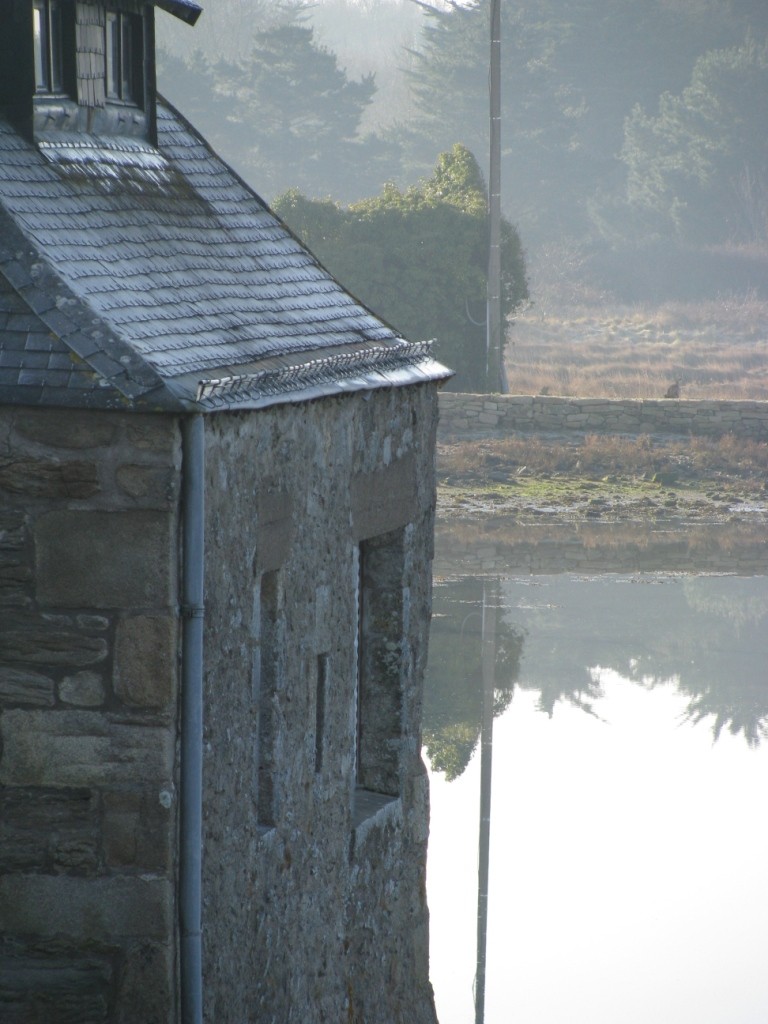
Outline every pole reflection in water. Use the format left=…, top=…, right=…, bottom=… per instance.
left=475, top=580, right=497, bottom=1024
left=424, top=566, right=768, bottom=1024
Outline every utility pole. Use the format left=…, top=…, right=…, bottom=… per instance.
left=486, top=0, right=504, bottom=393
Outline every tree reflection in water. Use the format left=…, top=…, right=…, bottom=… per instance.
left=423, top=578, right=524, bottom=780
left=425, top=541, right=768, bottom=1024
left=424, top=572, right=768, bottom=781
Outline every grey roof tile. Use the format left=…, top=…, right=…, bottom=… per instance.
left=0, top=102, right=450, bottom=410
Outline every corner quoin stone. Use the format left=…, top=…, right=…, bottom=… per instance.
left=0, top=709, right=175, bottom=788
left=114, top=615, right=176, bottom=709
left=35, top=510, right=174, bottom=608
left=0, top=875, right=172, bottom=941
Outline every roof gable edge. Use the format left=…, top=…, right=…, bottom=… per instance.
left=0, top=203, right=184, bottom=411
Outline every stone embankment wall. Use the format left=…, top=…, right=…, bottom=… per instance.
left=438, top=393, right=768, bottom=440
left=0, top=408, right=180, bottom=1023
left=433, top=523, right=768, bottom=579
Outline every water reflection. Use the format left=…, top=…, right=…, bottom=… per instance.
left=425, top=573, right=768, bottom=766
left=425, top=526, right=768, bottom=1024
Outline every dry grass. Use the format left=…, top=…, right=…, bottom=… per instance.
left=440, top=433, right=768, bottom=486
left=506, top=293, right=768, bottom=401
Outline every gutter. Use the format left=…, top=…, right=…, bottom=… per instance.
left=180, top=414, right=205, bottom=1024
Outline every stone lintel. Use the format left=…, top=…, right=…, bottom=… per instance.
left=351, top=454, right=417, bottom=541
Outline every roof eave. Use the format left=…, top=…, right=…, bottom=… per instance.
left=192, top=358, right=454, bottom=413
left=153, top=0, right=203, bottom=26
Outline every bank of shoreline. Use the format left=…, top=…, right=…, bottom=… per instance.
left=436, top=432, right=768, bottom=527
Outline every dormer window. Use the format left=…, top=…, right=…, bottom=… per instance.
left=33, top=0, right=64, bottom=93
left=16, top=0, right=201, bottom=144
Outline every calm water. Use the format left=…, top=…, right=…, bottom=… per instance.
left=424, top=532, right=768, bottom=1024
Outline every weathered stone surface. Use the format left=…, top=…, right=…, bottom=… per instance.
left=102, top=790, right=171, bottom=870
left=0, top=875, right=172, bottom=940
left=0, top=458, right=100, bottom=498
left=351, top=454, right=417, bottom=540
left=13, top=409, right=117, bottom=449
left=0, top=557, right=31, bottom=589
left=0, top=710, right=174, bottom=787
left=114, top=616, right=176, bottom=709
left=115, top=464, right=175, bottom=502
left=116, top=942, right=173, bottom=1024
left=0, top=667, right=55, bottom=707
left=0, top=787, right=99, bottom=874
left=254, top=488, right=293, bottom=572
left=35, top=510, right=174, bottom=608
left=1, top=613, right=108, bottom=668
left=59, top=671, right=106, bottom=707
left=0, top=936, right=113, bottom=1024
left=0, top=511, right=26, bottom=549
left=126, top=419, right=178, bottom=456
left=201, top=388, right=439, bottom=1024
left=0, top=516, right=32, bottom=605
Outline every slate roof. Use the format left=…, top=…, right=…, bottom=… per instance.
left=0, top=100, right=449, bottom=412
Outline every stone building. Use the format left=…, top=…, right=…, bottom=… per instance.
left=0, top=2, right=450, bottom=1021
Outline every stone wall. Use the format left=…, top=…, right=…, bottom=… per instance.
left=433, top=521, right=768, bottom=578
left=1, top=386, right=442, bottom=1024
left=201, top=384, right=439, bottom=1024
left=0, top=407, right=181, bottom=1024
left=438, top=393, right=768, bottom=440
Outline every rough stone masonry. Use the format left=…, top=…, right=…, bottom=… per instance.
left=0, top=383, right=441, bottom=1024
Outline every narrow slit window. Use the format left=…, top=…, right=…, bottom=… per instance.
left=315, top=655, right=328, bottom=775
left=257, top=571, right=280, bottom=828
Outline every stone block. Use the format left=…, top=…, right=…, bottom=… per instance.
left=0, top=667, right=55, bottom=707
left=0, top=936, right=114, bottom=1024
left=59, top=671, right=106, bottom=707
left=114, top=616, right=176, bottom=709
left=0, top=511, right=26, bottom=550
left=0, top=875, right=173, bottom=940
left=102, top=790, right=172, bottom=871
left=0, top=710, right=174, bottom=788
left=351, top=455, right=417, bottom=541
left=35, top=510, right=175, bottom=608
left=126, top=419, right=178, bottom=456
left=0, top=787, right=99, bottom=874
left=0, top=458, right=100, bottom=499
left=1, top=612, right=108, bottom=669
left=254, top=489, right=294, bottom=573
left=116, top=942, right=174, bottom=1024
left=116, top=464, right=175, bottom=503
left=13, top=409, right=117, bottom=449
left=0, top=556, right=32, bottom=606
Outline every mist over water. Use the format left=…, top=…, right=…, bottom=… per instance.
left=424, top=528, right=768, bottom=1024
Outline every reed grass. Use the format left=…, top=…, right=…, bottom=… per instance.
left=507, top=294, right=768, bottom=401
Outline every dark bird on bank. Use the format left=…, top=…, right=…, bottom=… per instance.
left=664, top=380, right=680, bottom=399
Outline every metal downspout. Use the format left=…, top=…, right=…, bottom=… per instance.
left=180, top=414, right=205, bottom=1024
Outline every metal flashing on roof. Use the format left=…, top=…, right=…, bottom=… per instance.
left=196, top=341, right=438, bottom=405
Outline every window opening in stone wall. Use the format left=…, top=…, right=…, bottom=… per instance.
left=257, top=570, right=280, bottom=828
left=33, top=0, right=64, bottom=92
left=315, top=654, right=328, bottom=775
left=355, top=529, right=405, bottom=805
